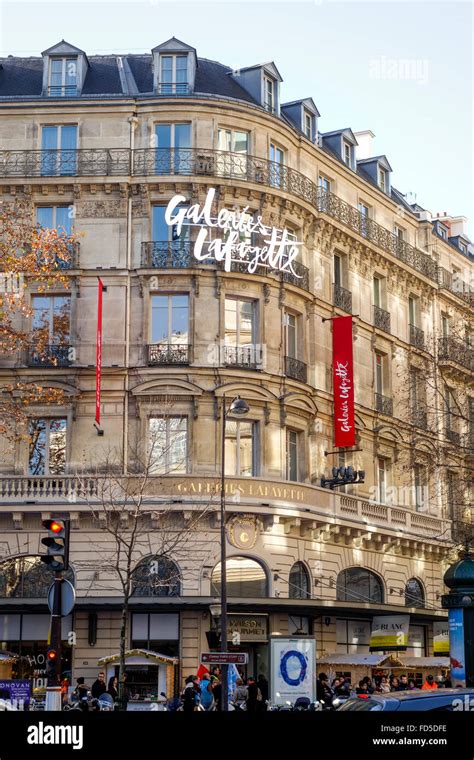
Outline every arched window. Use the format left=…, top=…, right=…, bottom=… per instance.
left=289, top=562, right=310, bottom=599
left=0, top=556, right=74, bottom=598
left=131, top=556, right=181, bottom=597
left=336, top=567, right=384, bottom=604
left=211, top=557, right=268, bottom=598
left=405, top=578, right=424, bottom=608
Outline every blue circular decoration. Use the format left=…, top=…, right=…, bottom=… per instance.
left=280, top=650, right=307, bottom=686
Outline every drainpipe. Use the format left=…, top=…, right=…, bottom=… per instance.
left=123, top=112, right=138, bottom=473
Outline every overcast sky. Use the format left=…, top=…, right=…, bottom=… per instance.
left=0, top=0, right=472, bottom=235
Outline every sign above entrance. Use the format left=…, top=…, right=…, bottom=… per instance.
left=227, top=614, right=268, bottom=643
left=201, top=653, right=249, bottom=665
left=370, top=615, right=410, bottom=652
left=165, top=188, right=302, bottom=277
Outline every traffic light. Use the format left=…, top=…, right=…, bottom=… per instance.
left=41, top=518, right=70, bottom=571
left=46, top=648, right=58, bottom=681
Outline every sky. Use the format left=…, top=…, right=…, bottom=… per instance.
left=0, top=0, right=472, bottom=235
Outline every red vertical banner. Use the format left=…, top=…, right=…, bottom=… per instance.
left=333, top=316, right=355, bottom=447
left=95, top=278, right=104, bottom=426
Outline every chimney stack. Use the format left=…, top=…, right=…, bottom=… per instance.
left=354, top=130, right=375, bottom=160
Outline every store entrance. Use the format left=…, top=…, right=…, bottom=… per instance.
left=227, top=643, right=269, bottom=682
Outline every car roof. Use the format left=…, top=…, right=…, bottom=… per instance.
left=367, top=688, right=474, bottom=701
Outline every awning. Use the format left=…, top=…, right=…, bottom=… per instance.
left=318, top=653, right=404, bottom=667
left=97, top=649, right=178, bottom=667
left=402, top=657, right=450, bottom=668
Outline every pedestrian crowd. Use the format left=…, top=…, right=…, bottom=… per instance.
left=317, top=671, right=452, bottom=704
left=181, top=669, right=269, bottom=712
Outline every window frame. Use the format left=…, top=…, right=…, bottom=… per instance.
left=150, top=293, right=189, bottom=345
left=159, top=54, right=189, bottom=94
left=224, top=296, right=257, bottom=348
left=28, top=417, right=67, bottom=476
left=286, top=427, right=301, bottom=482
left=343, top=140, right=352, bottom=167
left=224, top=418, right=258, bottom=477
left=48, top=57, right=78, bottom=96
left=148, top=415, right=189, bottom=475
left=264, top=76, right=275, bottom=112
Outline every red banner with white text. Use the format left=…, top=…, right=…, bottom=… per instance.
left=95, top=278, right=104, bottom=426
left=333, top=316, right=355, bottom=447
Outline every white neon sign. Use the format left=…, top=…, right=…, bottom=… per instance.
left=164, top=188, right=302, bottom=277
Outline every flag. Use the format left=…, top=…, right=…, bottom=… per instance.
left=333, top=315, right=355, bottom=447
left=95, top=278, right=104, bottom=426
left=228, top=663, right=240, bottom=695
left=196, top=663, right=210, bottom=681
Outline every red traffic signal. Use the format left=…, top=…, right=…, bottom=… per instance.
left=41, top=518, right=70, bottom=571
left=47, top=649, right=57, bottom=661
left=49, top=521, right=63, bottom=534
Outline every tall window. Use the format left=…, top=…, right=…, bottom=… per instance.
left=154, top=123, right=191, bottom=174
left=289, top=562, right=310, bottom=599
left=343, top=141, right=352, bottom=167
left=224, top=298, right=257, bottom=365
left=286, top=429, right=300, bottom=482
left=336, top=568, right=383, bottom=603
left=405, top=578, right=424, bottom=608
left=225, top=420, right=256, bottom=477
left=264, top=77, right=275, bottom=112
left=378, top=166, right=387, bottom=192
left=318, top=175, right=331, bottom=193
left=408, top=295, right=419, bottom=327
left=285, top=312, right=297, bottom=359
left=217, top=129, right=249, bottom=176
left=358, top=202, right=370, bottom=237
left=48, top=58, right=77, bottom=96
left=303, top=111, right=313, bottom=139
left=131, top=613, right=179, bottom=658
left=41, top=125, right=77, bottom=176
left=334, top=253, right=342, bottom=287
left=375, top=352, right=384, bottom=395
left=152, top=205, right=189, bottom=250
left=269, top=143, right=285, bottom=188
left=413, top=464, right=427, bottom=512
left=160, top=54, right=188, bottom=94
left=149, top=417, right=188, bottom=474
left=151, top=294, right=189, bottom=345
left=32, top=294, right=70, bottom=345
left=37, top=206, right=73, bottom=236
left=373, top=276, right=381, bottom=308
left=211, top=557, right=268, bottom=597
left=377, top=457, right=388, bottom=504
left=441, top=314, right=450, bottom=339
left=131, top=557, right=181, bottom=597
left=29, top=418, right=67, bottom=475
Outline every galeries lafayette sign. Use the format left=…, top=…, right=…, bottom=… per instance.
left=165, top=188, right=302, bottom=277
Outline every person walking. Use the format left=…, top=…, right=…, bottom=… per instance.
left=91, top=671, right=107, bottom=699
left=199, top=672, right=215, bottom=711
left=232, top=678, right=248, bottom=708
left=245, top=677, right=261, bottom=713
left=107, top=676, right=118, bottom=701
left=73, top=677, right=89, bottom=700
left=316, top=672, right=334, bottom=706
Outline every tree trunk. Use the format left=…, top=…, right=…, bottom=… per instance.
left=118, top=597, right=129, bottom=710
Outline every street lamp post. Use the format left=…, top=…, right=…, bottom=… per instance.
left=220, top=394, right=249, bottom=712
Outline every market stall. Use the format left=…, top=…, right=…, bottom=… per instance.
left=97, top=649, right=179, bottom=706
left=318, top=653, right=450, bottom=687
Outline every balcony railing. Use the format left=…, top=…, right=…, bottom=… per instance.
left=438, top=336, right=474, bottom=373
left=438, top=266, right=474, bottom=307
left=412, top=409, right=428, bottom=430
left=157, top=83, right=192, bottom=95
left=146, top=344, right=190, bottom=365
left=141, top=241, right=310, bottom=291
left=375, top=393, right=393, bottom=416
left=47, top=85, right=78, bottom=97
left=333, top=283, right=352, bottom=313
left=373, top=305, right=391, bottom=333
left=0, top=148, right=131, bottom=177
left=285, top=356, right=308, bottom=383
left=28, top=345, right=72, bottom=367
left=446, top=428, right=461, bottom=446
left=223, top=345, right=262, bottom=369
left=0, top=146, right=440, bottom=282
left=409, top=324, right=425, bottom=350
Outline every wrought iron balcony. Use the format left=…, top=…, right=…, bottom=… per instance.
left=373, top=305, right=391, bottom=333
left=409, top=324, right=425, bottom=350
left=141, top=241, right=194, bottom=269
left=446, top=428, right=461, bottom=446
left=28, top=345, right=72, bottom=367
left=438, top=266, right=474, bottom=307
left=285, top=356, right=308, bottom=383
left=147, top=344, right=190, bottom=365
left=223, top=345, right=262, bottom=369
left=47, top=85, right=78, bottom=97
left=281, top=260, right=310, bottom=291
left=157, top=83, right=192, bottom=95
left=333, top=283, right=352, bottom=313
left=0, top=148, right=131, bottom=177
left=438, top=336, right=474, bottom=373
left=411, top=408, right=428, bottom=430
left=375, top=393, right=393, bottom=416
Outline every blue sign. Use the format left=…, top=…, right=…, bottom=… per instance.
left=449, top=608, right=466, bottom=687
left=0, top=679, right=31, bottom=706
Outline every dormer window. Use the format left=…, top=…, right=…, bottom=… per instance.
left=303, top=111, right=313, bottom=139
left=49, top=58, right=77, bottom=96
left=264, top=76, right=275, bottom=113
left=438, top=224, right=448, bottom=240
left=378, top=166, right=387, bottom=192
left=459, top=241, right=467, bottom=253
left=343, top=141, right=352, bottom=167
left=160, top=54, right=188, bottom=94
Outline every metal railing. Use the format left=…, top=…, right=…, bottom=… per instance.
left=47, top=85, right=78, bottom=97
left=146, top=344, right=190, bottom=365
left=409, top=324, right=425, bottom=350
left=28, top=345, right=72, bottom=367
left=373, top=305, right=391, bottom=333
left=438, top=266, right=474, bottom=307
left=223, top=345, right=262, bottom=368
left=157, top=83, right=192, bottom=95
left=333, top=283, right=352, bottom=313
left=141, top=240, right=310, bottom=290
left=375, top=393, right=393, bottom=416
left=438, top=336, right=474, bottom=372
left=285, top=356, right=308, bottom=383
left=0, top=148, right=131, bottom=177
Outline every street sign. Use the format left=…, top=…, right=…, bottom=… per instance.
left=47, top=579, right=76, bottom=616
left=200, top=652, right=248, bottom=665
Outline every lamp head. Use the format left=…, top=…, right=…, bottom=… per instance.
left=229, top=396, right=249, bottom=416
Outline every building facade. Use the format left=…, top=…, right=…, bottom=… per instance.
left=0, top=38, right=472, bottom=694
